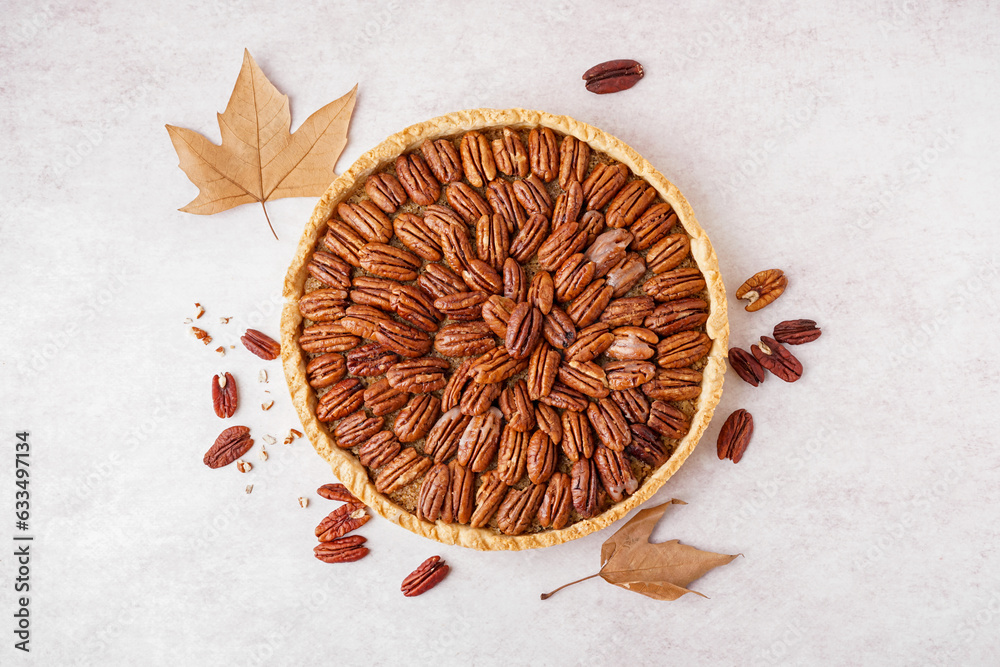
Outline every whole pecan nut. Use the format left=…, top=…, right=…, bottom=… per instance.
left=542, top=306, right=577, bottom=350
left=647, top=400, right=691, bottom=440
left=601, top=296, right=654, bottom=327
left=643, top=267, right=707, bottom=302
left=391, top=284, right=443, bottom=333
left=773, top=319, right=822, bottom=345
left=307, top=251, right=352, bottom=289
left=528, top=126, right=559, bottom=182
left=434, top=291, right=489, bottom=321
left=314, top=535, right=369, bottom=563
left=752, top=336, right=803, bottom=382
left=646, top=233, right=691, bottom=274
left=492, top=127, right=529, bottom=178
left=441, top=359, right=474, bottom=411
left=470, top=347, right=528, bottom=384
left=364, top=172, right=407, bottom=214
left=433, top=322, right=497, bottom=357
left=526, top=341, right=560, bottom=400
left=604, top=360, right=656, bottom=390
left=324, top=221, right=366, bottom=267
left=560, top=410, right=594, bottom=462
left=539, top=381, right=589, bottom=412
left=241, top=329, right=281, bottom=360
left=300, top=323, right=361, bottom=354
left=308, top=353, right=348, bottom=388
left=527, top=430, right=558, bottom=484
left=630, top=203, right=677, bottom=250
left=626, top=423, right=671, bottom=467
left=340, top=304, right=389, bottom=338
left=582, top=162, right=628, bottom=211
left=717, top=409, right=754, bottom=463
left=505, top=302, right=544, bottom=360
left=586, top=398, right=631, bottom=451
left=558, top=359, right=609, bottom=398
left=528, top=271, right=554, bottom=315
left=566, top=279, right=613, bottom=328
left=359, top=243, right=421, bottom=282
left=315, top=502, right=370, bottom=541
left=645, top=298, right=709, bottom=336
left=374, top=319, right=433, bottom=358
left=459, top=379, right=503, bottom=417
left=460, top=131, right=497, bottom=187
left=736, top=269, right=787, bottom=312
left=470, top=469, right=509, bottom=528
left=418, top=263, right=468, bottom=299
left=593, top=445, right=638, bottom=502
left=498, top=380, right=535, bottom=432
left=503, top=256, right=528, bottom=302
left=416, top=463, right=451, bottom=522
left=728, top=347, right=766, bottom=386
left=537, top=472, right=572, bottom=530
left=475, top=213, right=510, bottom=272
left=571, top=458, right=601, bottom=518
left=606, top=180, right=656, bottom=229
left=402, top=556, right=450, bottom=597
left=612, top=387, right=651, bottom=424
left=395, top=153, right=441, bottom=205
left=553, top=253, right=597, bottom=303
left=386, top=356, right=450, bottom=393
left=394, top=394, right=441, bottom=443
left=538, top=221, right=587, bottom=272
left=444, top=460, right=475, bottom=524
left=375, top=447, right=432, bottom=494
left=552, top=180, right=584, bottom=228
left=509, top=213, right=551, bottom=263
left=363, top=377, right=410, bottom=416
left=496, top=425, right=530, bottom=486
left=461, top=258, right=504, bottom=296
left=513, top=174, right=553, bottom=218
left=496, top=483, right=546, bottom=535
left=299, top=288, right=349, bottom=322
left=655, top=331, right=712, bottom=369
left=578, top=210, right=607, bottom=245
left=317, top=483, right=357, bottom=503
left=394, top=213, right=443, bottom=262
left=421, top=138, right=463, bottom=184
left=583, top=59, right=644, bottom=94
left=212, top=372, right=237, bottom=419
left=358, top=431, right=401, bottom=468
left=334, top=411, right=384, bottom=449
left=558, top=135, right=590, bottom=189
left=535, top=403, right=563, bottom=443
left=204, top=425, right=253, bottom=469
left=316, top=378, right=366, bottom=422
left=424, top=407, right=472, bottom=463
left=641, top=368, right=703, bottom=401
left=457, top=407, right=503, bottom=472
left=564, top=322, right=614, bottom=363
left=448, top=182, right=492, bottom=224
left=350, top=275, right=395, bottom=311
left=338, top=200, right=392, bottom=244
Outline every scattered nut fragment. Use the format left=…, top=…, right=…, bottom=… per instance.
left=215, top=346, right=226, bottom=356
left=262, top=434, right=277, bottom=446
left=401, top=555, right=450, bottom=597
left=261, top=400, right=274, bottom=411
left=219, top=317, right=231, bottom=324
left=236, top=459, right=252, bottom=473
left=194, top=303, right=205, bottom=319
left=298, top=497, right=309, bottom=508
left=184, top=317, right=193, bottom=324
left=259, top=448, right=269, bottom=462
left=717, top=409, right=753, bottom=463
left=259, top=369, right=268, bottom=383
left=192, top=327, right=212, bottom=345
left=245, top=484, right=253, bottom=494
left=736, top=269, right=787, bottom=312
left=284, top=429, right=302, bottom=445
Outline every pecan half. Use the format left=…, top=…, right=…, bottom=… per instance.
left=496, top=425, right=530, bottom=486
left=434, top=291, right=488, bottom=321
left=317, top=483, right=357, bottom=503
left=558, top=135, right=591, bottom=189
left=375, top=447, right=432, bottom=494
left=324, top=221, right=366, bottom=267
left=418, top=263, right=468, bottom=299
left=571, top=458, right=601, bottom=518
left=647, top=401, right=691, bottom=440
left=630, top=203, right=676, bottom=250
left=560, top=410, right=594, bottom=462
left=539, top=381, right=589, bottom=412
left=462, top=258, right=504, bottom=296
left=728, top=347, right=766, bottom=386
left=752, top=336, right=803, bottom=382
left=528, top=126, right=559, bottom=182
left=358, top=431, right=401, bottom=468
left=395, top=153, right=441, bottom=205
left=645, top=298, right=709, bottom=336
left=340, top=304, right=389, bottom=338
left=542, top=306, right=577, bottom=350
left=612, top=387, right=651, bottom=424
left=627, top=423, right=671, bottom=467
left=503, top=257, right=528, bottom=302
left=474, top=213, right=510, bottom=272
left=488, top=180, right=528, bottom=234
left=441, top=359, right=474, bottom=411
left=300, top=323, right=360, bottom=354
left=315, top=502, right=370, bottom=541
left=605, top=253, right=646, bottom=297
left=717, top=409, right=753, bottom=463
left=641, top=368, right=703, bottom=401
left=558, top=359, right=609, bottom=398
left=646, top=233, right=691, bottom=274
left=586, top=229, right=633, bottom=277
left=334, top=411, right=384, bottom=449
left=512, top=174, right=553, bottom=218
left=386, top=357, right=450, bottom=393
left=457, top=407, right=502, bottom=472
left=655, top=331, right=712, bottom=369
left=364, top=378, right=410, bottom=416
left=605, top=360, right=656, bottom=390
left=496, top=483, right=546, bottom=535
left=509, top=213, right=550, bottom=263
left=606, top=180, right=656, bottom=229
left=314, top=535, right=369, bottom=563
left=566, top=279, right=613, bottom=328
left=460, top=131, right=497, bottom=187
left=459, top=380, right=503, bottom=417
left=505, top=302, right=543, bottom=360
left=527, top=430, right=558, bottom=484
left=447, top=182, right=492, bottom=224
left=499, top=380, right=535, bottom=432
left=212, top=372, right=237, bottom=419
left=583, top=59, right=644, bottom=94
left=374, top=319, right=433, bottom=358
left=594, top=445, right=638, bottom=502
left=299, top=288, right=349, bottom=322
left=537, top=472, right=572, bottom=530
left=346, top=344, right=397, bottom=378
left=338, top=200, right=392, bottom=244
left=526, top=272, right=553, bottom=316
left=241, top=329, right=281, bottom=360
left=423, top=204, right=465, bottom=237
left=643, top=267, right=707, bottom=302
left=394, top=394, right=441, bottom=443
left=316, top=378, right=365, bottom=422
left=773, top=319, right=822, bottom=345
left=394, top=213, right=443, bottom=262
left=359, top=243, right=421, bottom=282
left=606, top=326, right=658, bottom=361
left=306, top=353, right=347, bottom=388
left=470, top=347, right=528, bottom=384
left=552, top=180, right=584, bottom=228
left=391, top=284, right=443, bottom=333
left=204, top=425, right=253, bottom=469
left=553, top=253, right=597, bottom=303
left=492, top=127, right=529, bottom=178
left=434, top=321, right=496, bottom=357
left=401, top=556, right=450, bottom=597
left=307, top=251, right=352, bottom=289
left=424, top=407, right=472, bottom=463
left=539, top=222, right=587, bottom=273
left=586, top=397, right=631, bottom=451
left=417, top=463, right=451, bottom=522
left=526, top=340, right=561, bottom=400
left=444, top=460, right=475, bottom=524
left=365, top=172, right=407, bottom=214
left=582, top=162, right=628, bottom=211
left=564, top=322, right=614, bottom=363
left=535, top=403, right=563, bottom=443
left=736, top=269, right=787, bottom=312
left=421, top=138, right=463, bottom=184
left=578, top=210, right=607, bottom=245
left=470, top=469, right=508, bottom=528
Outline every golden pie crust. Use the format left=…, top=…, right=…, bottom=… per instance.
left=281, top=108, right=728, bottom=550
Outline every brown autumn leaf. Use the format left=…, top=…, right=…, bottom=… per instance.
left=541, top=499, right=739, bottom=601
left=166, top=49, right=357, bottom=239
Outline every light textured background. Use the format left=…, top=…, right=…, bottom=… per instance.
left=1, top=1, right=998, bottom=665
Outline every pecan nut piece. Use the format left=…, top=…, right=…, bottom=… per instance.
left=496, top=425, right=530, bottom=486
left=470, top=347, right=528, bottom=384
left=502, top=257, right=528, bottom=302
left=391, top=284, right=443, bottom=333
left=773, top=319, right=822, bottom=345
left=401, top=556, right=450, bottom=597
left=324, top=221, right=366, bottom=267
left=434, top=291, right=489, bottom=321
left=299, top=288, right=349, bottom=322
left=560, top=410, right=595, bottom=461
left=717, top=409, right=753, bottom=463
left=645, top=298, right=709, bottom=336
left=646, top=233, right=691, bottom=274
left=606, top=326, right=658, bottom=361
left=334, top=411, right=384, bottom=449
left=578, top=210, right=607, bottom=245
left=314, top=535, right=369, bottom=563
left=457, top=407, right=502, bottom=472
left=424, top=407, right=472, bottom=463
left=553, top=253, right=597, bottom=303
left=528, top=270, right=554, bottom=315
left=470, top=469, right=508, bottom=528
left=394, top=212, right=443, bottom=262
left=447, top=182, right=492, bottom=223
left=586, top=397, right=631, bottom=451
left=558, top=359, right=609, bottom=398
left=539, top=381, right=589, bottom=412
left=655, top=331, right=713, bottom=369
left=736, top=269, right=787, bottom=312
left=300, top=323, right=360, bottom=354
left=537, top=221, right=587, bottom=272
left=499, top=380, right=535, bottom=432
left=443, top=460, right=475, bottom=524
left=307, top=251, right=352, bottom=289
left=395, top=153, right=441, bottom=205
left=627, top=424, right=671, bottom=467
left=346, top=343, right=397, bottom=377
left=752, top=336, right=803, bottom=382
left=306, top=353, right=347, bottom=388
left=602, top=296, right=655, bottom=327
left=594, top=445, right=639, bottom=502
left=418, top=263, right=468, bottom=299
left=475, top=213, right=510, bottom=272
left=647, top=401, right=691, bottom=440
left=420, top=138, right=463, bottom=184
left=526, top=340, right=561, bottom=400
left=535, top=403, right=563, bottom=443
left=612, top=388, right=651, bottom=424
left=364, top=172, right=407, bottom=214
left=496, top=483, right=546, bottom=535
left=441, top=359, right=474, bottom=411
left=315, top=502, right=370, bottom=541
left=460, top=131, right=497, bottom=187
left=241, top=329, right=281, bottom=360
left=374, top=319, right=433, bottom=358
left=492, top=127, right=529, bottom=178
left=605, top=253, right=646, bottom=298
left=359, top=243, right=421, bottom=282
left=630, top=203, right=677, bottom=250
left=375, top=447, right=432, bottom=494
left=728, top=347, right=766, bottom=387
left=416, top=463, right=451, bottom=522
left=571, top=458, right=601, bottom=518
left=527, top=430, right=558, bottom=485
left=459, top=380, right=503, bottom=417
left=204, top=425, right=253, bottom=469
left=505, top=302, right=544, bottom=360
left=512, top=174, right=553, bottom=218
left=528, top=126, right=558, bottom=182
left=558, top=135, right=591, bottom=189
left=566, top=279, right=613, bottom=328
left=338, top=200, right=392, bottom=244
left=434, top=322, right=497, bottom=357
left=394, top=394, right=441, bottom=443
left=509, top=213, right=550, bottom=263
left=583, top=59, right=645, bottom=94
left=212, top=372, right=237, bottom=419
left=386, top=356, right=450, bottom=393
left=606, top=180, right=656, bottom=229
left=358, top=431, right=401, bottom=468
left=552, top=180, right=585, bottom=229
left=317, top=483, right=357, bottom=503
left=582, top=162, right=628, bottom=211
left=316, top=378, right=365, bottom=422
left=585, top=229, right=633, bottom=277
left=605, top=360, right=656, bottom=390
left=564, top=322, right=614, bottom=363
left=537, top=472, right=572, bottom=530
left=641, top=368, right=703, bottom=401
left=643, top=267, right=707, bottom=302
left=542, top=307, right=577, bottom=350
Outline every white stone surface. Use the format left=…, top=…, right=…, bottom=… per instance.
left=1, top=1, right=998, bottom=664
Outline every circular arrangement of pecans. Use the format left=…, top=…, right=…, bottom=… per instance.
left=296, top=124, right=717, bottom=536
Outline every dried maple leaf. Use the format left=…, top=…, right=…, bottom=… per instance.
left=166, top=49, right=357, bottom=239
left=541, top=500, right=739, bottom=601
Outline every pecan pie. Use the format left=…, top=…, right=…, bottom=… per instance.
left=281, top=109, right=728, bottom=550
